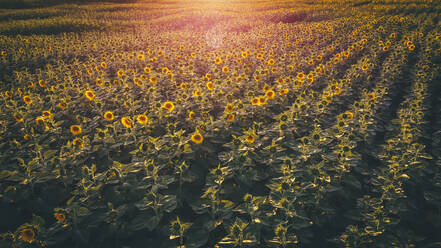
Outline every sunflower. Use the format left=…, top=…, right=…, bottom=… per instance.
left=54, top=212, right=66, bottom=223
left=241, top=51, right=248, bottom=58
left=259, top=96, right=267, bottom=105
left=28, top=81, right=34, bottom=87
left=188, top=111, right=195, bottom=119
left=251, top=97, right=260, bottom=105
left=162, top=101, right=175, bottom=112
left=41, top=111, right=52, bottom=119
left=13, top=113, right=23, bottom=122
left=191, top=132, right=203, bottom=144
left=58, top=102, right=67, bottom=110
left=222, top=66, right=229, bottom=73
left=117, top=69, right=124, bottom=77
left=20, top=228, right=35, bottom=243
left=225, top=104, right=234, bottom=113
left=38, top=80, right=45, bottom=87
left=121, top=117, right=132, bottom=128
left=5, top=91, right=12, bottom=98
left=361, top=65, right=368, bottom=71
left=267, top=59, right=275, bottom=66
left=157, top=50, right=164, bottom=57
left=215, top=57, right=222, bottom=64
left=23, top=95, right=32, bottom=105
left=72, top=138, right=84, bottom=148
left=70, top=125, right=82, bottom=135
left=343, top=111, right=354, bottom=121
left=192, top=90, right=202, bottom=97
left=227, top=114, right=235, bottom=122
left=35, top=117, right=45, bottom=125
left=104, top=111, right=114, bottom=121
left=265, top=89, right=275, bottom=99
left=162, top=67, right=169, bottom=74
left=180, top=83, right=187, bottom=90
left=296, top=72, right=305, bottom=80
left=149, top=76, right=157, bottom=84
left=279, top=88, right=289, bottom=95
left=24, top=134, right=32, bottom=140
left=85, top=90, right=95, bottom=100
left=144, top=66, right=151, bottom=74
left=138, top=54, right=145, bottom=61
left=100, top=62, right=107, bottom=68
left=206, top=81, right=214, bottom=91
left=245, top=134, right=255, bottom=143
left=137, top=114, right=148, bottom=125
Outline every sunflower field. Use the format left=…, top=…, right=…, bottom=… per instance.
left=0, top=0, right=441, bottom=247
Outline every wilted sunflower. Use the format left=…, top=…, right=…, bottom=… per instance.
left=104, top=111, right=114, bottom=121
left=20, top=228, right=35, bottom=243
left=137, top=114, right=148, bottom=125
left=162, top=101, right=175, bottom=112
left=85, top=90, right=95, bottom=100
left=70, top=125, right=82, bottom=135
left=54, top=212, right=66, bottom=223
left=121, top=117, right=132, bottom=128
left=191, top=132, right=203, bottom=144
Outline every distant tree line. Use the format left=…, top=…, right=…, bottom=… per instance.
left=0, top=0, right=138, bottom=9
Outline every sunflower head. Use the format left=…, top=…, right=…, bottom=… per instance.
left=121, top=117, right=132, bottom=128
left=162, top=101, right=175, bottom=112
left=36, top=117, right=45, bottom=125
left=85, top=90, right=95, bottom=100
left=225, top=104, right=234, bottom=113
left=23, top=95, right=32, bottom=105
left=70, top=125, right=82, bottom=135
left=265, top=89, right=275, bottom=99
left=104, top=111, right=114, bottom=121
left=137, top=114, right=148, bottom=125
left=13, top=113, right=23, bottom=122
left=42, top=111, right=52, bottom=119
left=54, top=212, right=66, bottom=223
left=20, top=228, right=35, bottom=243
left=188, top=111, right=195, bottom=119
left=246, top=134, right=255, bottom=143
left=72, top=138, right=84, bottom=148
left=227, top=114, right=235, bottom=122
left=191, top=132, right=203, bottom=144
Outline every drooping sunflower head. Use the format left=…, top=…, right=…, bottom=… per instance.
left=42, top=110, right=52, bottom=119
left=36, top=117, right=45, bottom=125
left=13, top=113, right=23, bottom=122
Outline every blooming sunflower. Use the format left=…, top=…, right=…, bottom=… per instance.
left=36, top=117, right=45, bottom=125
left=343, top=111, right=354, bottom=121
left=191, top=132, right=203, bottom=144
left=144, top=66, right=151, bottom=74
left=206, top=81, right=214, bottom=91
left=188, top=111, right=195, bottom=119
left=222, top=66, right=229, bottom=73
left=265, top=89, right=275, bottom=99
left=162, top=101, right=175, bottom=112
left=42, top=111, right=52, bottom=119
left=72, top=138, right=83, bottom=148
left=70, top=125, right=82, bottom=135
left=85, top=90, right=95, bottom=100
left=104, top=111, right=114, bottom=121
left=137, top=114, right=148, bottom=125
left=225, top=104, right=234, bottom=113
left=121, top=117, right=132, bottom=128
left=245, top=134, right=255, bottom=143
left=227, top=114, right=235, bottom=122
left=23, top=95, right=32, bottom=105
